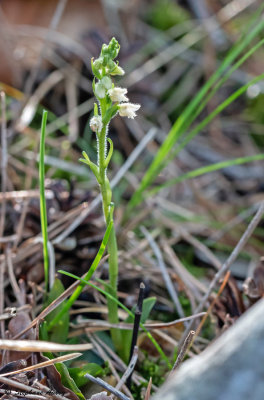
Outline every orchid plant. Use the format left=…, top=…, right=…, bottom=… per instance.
left=79, top=38, right=140, bottom=350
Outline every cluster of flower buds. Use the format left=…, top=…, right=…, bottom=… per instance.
left=91, top=37, right=124, bottom=79
left=90, top=37, right=140, bottom=133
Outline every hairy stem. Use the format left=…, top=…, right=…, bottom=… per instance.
left=98, top=110, right=121, bottom=349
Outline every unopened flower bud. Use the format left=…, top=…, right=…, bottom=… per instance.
left=91, top=58, right=102, bottom=79
left=94, top=82, right=106, bottom=99
left=101, top=76, right=112, bottom=90
left=90, top=115, right=103, bottom=133
left=118, top=103, right=141, bottom=119
left=108, top=37, right=120, bottom=59
left=108, top=87, right=128, bottom=103
left=110, top=64, right=125, bottom=76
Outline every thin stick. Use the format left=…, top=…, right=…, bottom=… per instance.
left=69, top=311, right=206, bottom=330
left=179, top=202, right=264, bottom=347
left=0, top=261, right=5, bottom=340
left=129, top=283, right=145, bottom=362
left=92, top=333, right=143, bottom=387
left=127, top=284, right=145, bottom=390
left=170, top=330, right=195, bottom=374
left=85, top=374, right=130, bottom=400
left=116, top=346, right=139, bottom=391
left=195, top=271, right=231, bottom=338
left=0, top=92, right=7, bottom=239
left=6, top=247, right=24, bottom=306
left=141, top=226, right=185, bottom=318
left=144, top=312, right=206, bottom=329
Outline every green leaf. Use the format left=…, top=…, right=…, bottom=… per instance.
left=68, top=363, right=104, bottom=388
left=44, top=278, right=69, bottom=343
left=102, top=104, right=119, bottom=125
left=55, top=362, right=85, bottom=400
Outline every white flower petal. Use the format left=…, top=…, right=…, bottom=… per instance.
left=118, top=103, right=140, bottom=119
left=108, top=87, right=128, bottom=103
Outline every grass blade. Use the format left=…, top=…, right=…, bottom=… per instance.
left=148, top=153, right=264, bottom=196
left=39, top=110, right=49, bottom=293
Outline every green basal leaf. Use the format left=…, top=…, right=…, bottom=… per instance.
left=55, top=362, right=85, bottom=400
left=44, top=278, right=69, bottom=343
left=68, top=364, right=104, bottom=388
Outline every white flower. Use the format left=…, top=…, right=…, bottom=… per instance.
left=108, top=87, right=128, bottom=103
left=118, top=103, right=140, bottom=119
left=90, top=115, right=103, bottom=133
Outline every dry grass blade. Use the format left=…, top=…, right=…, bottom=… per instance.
left=6, top=247, right=24, bottom=306
left=179, top=202, right=264, bottom=347
left=144, top=312, right=206, bottom=329
left=116, top=346, right=138, bottom=391
left=85, top=373, right=130, bottom=400
left=0, top=261, right=5, bottom=339
left=144, top=377, right=152, bottom=400
left=0, top=339, right=92, bottom=352
left=0, top=353, right=82, bottom=377
left=194, top=271, right=231, bottom=339
left=0, top=91, right=7, bottom=239
left=170, top=330, right=195, bottom=374
left=0, top=307, right=16, bottom=321
left=0, top=381, right=47, bottom=400
left=140, top=226, right=185, bottom=318
left=0, top=375, right=56, bottom=398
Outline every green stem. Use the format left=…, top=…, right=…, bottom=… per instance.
left=98, top=106, right=121, bottom=349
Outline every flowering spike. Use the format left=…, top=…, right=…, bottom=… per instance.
left=79, top=37, right=141, bottom=352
